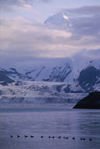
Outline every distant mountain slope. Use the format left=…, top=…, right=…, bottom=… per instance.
left=44, top=11, right=71, bottom=29
left=0, top=58, right=100, bottom=93
left=78, top=66, right=100, bottom=91
left=2, top=58, right=73, bottom=82
left=1, top=58, right=99, bottom=83
left=0, top=69, right=14, bottom=85
left=0, top=63, right=100, bottom=103
left=42, top=63, right=72, bottom=82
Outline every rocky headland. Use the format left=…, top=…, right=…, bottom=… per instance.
left=73, top=91, right=100, bottom=109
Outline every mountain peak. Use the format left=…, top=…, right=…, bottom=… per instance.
left=44, top=11, right=70, bottom=28
left=62, top=12, right=69, bottom=21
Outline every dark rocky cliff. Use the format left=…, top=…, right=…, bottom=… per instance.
left=73, top=91, right=100, bottom=109
left=0, top=69, right=14, bottom=85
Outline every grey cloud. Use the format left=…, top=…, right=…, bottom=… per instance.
left=70, top=14, right=100, bottom=37
left=0, top=4, right=100, bottom=67
left=63, top=6, right=100, bottom=17
left=0, top=0, right=23, bottom=7
left=0, top=5, right=12, bottom=12
left=0, top=0, right=33, bottom=11
left=86, top=49, right=100, bottom=57
left=64, top=6, right=100, bottom=37
left=0, top=0, right=32, bottom=5
left=38, top=0, right=51, bottom=2
left=0, top=0, right=50, bottom=6
left=0, top=0, right=50, bottom=11
left=0, top=17, right=100, bottom=60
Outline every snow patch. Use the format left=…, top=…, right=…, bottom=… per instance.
left=62, top=12, right=69, bottom=21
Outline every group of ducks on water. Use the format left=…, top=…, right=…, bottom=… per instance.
left=10, top=135, right=92, bottom=141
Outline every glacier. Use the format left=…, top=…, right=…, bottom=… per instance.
left=0, top=80, right=88, bottom=104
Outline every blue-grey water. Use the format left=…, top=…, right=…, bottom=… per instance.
left=0, top=104, right=100, bottom=149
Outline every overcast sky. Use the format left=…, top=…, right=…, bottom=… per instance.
left=0, top=0, right=100, bottom=67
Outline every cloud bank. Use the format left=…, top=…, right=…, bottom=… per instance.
left=0, top=0, right=51, bottom=11
left=0, top=6, right=100, bottom=67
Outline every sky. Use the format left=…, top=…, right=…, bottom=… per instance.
left=0, top=0, right=100, bottom=67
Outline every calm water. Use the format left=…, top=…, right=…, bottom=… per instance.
left=0, top=104, right=100, bottom=149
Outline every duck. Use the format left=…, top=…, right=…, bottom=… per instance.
left=52, top=136, right=55, bottom=138
left=80, top=138, right=83, bottom=140
left=25, top=135, right=28, bottom=138
left=72, top=137, right=75, bottom=140
left=48, top=136, right=51, bottom=138
left=41, top=136, right=43, bottom=138
left=10, top=135, right=13, bottom=138
left=58, top=136, right=61, bottom=139
left=30, top=135, right=34, bottom=138
left=17, top=135, right=20, bottom=138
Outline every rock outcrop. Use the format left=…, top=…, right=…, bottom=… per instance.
left=0, top=69, right=14, bottom=85
left=73, top=91, right=100, bottom=109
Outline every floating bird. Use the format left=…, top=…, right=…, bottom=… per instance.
left=25, top=135, right=28, bottom=138
left=52, top=136, right=55, bottom=138
left=66, top=137, right=68, bottom=139
left=10, top=135, right=13, bottom=138
left=80, top=137, right=85, bottom=140
left=48, top=136, right=51, bottom=138
left=80, top=138, right=83, bottom=140
left=72, top=137, right=75, bottom=140
left=30, top=135, right=34, bottom=138
left=63, top=137, right=66, bottom=139
left=89, top=138, right=92, bottom=141
left=41, top=136, right=43, bottom=138
left=17, top=135, right=20, bottom=138
left=58, top=136, right=61, bottom=139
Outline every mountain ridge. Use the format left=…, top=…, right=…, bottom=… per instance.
left=0, top=58, right=100, bottom=103
left=0, top=58, right=100, bottom=93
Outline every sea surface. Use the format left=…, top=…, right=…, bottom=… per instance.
left=0, top=103, right=100, bottom=149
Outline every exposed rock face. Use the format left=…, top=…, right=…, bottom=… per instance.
left=0, top=69, right=14, bottom=85
left=73, top=91, right=100, bottom=109
left=78, top=66, right=100, bottom=92
left=3, top=63, right=72, bottom=82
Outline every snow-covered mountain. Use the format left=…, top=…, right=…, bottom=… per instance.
left=1, top=58, right=100, bottom=87
left=4, top=63, right=72, bottom=82
left=0, top=69, right=87, bottom=103
left=0, top=9, right=100, bottom=104
left=44, top=11, right=72, bottom=29
left=1, top=58, right=72, bottom=82
left=0, top=68, right=99, bottom=104
left=0, top=69, right=15, bottom=85
left=0, top=57, right=100, bottom=104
